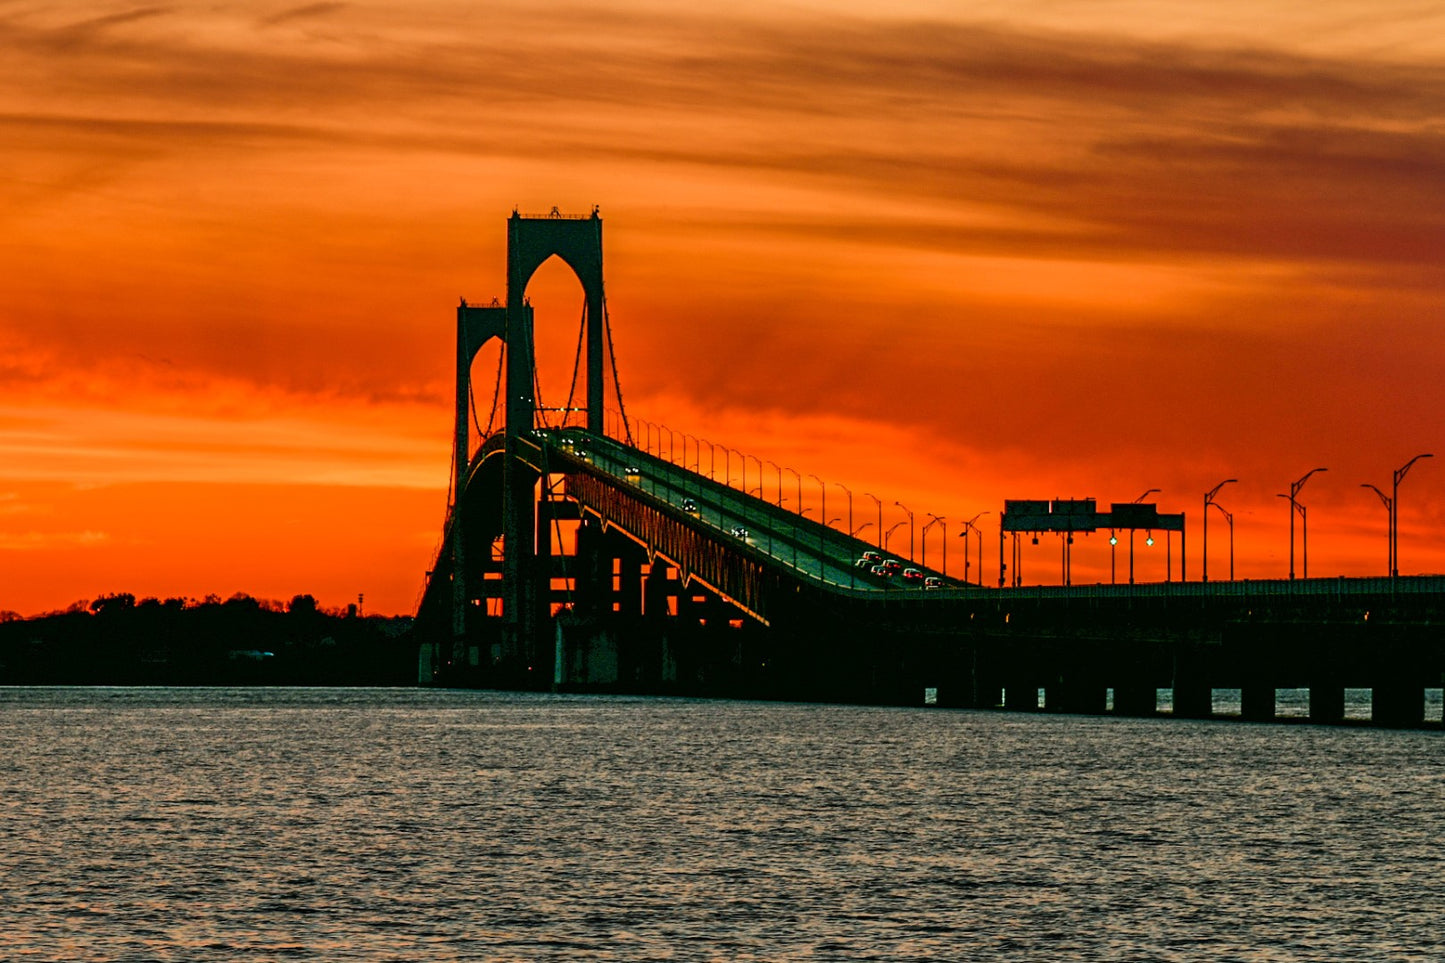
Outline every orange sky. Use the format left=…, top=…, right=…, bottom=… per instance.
left=4, top=1, right=1445, bottom=613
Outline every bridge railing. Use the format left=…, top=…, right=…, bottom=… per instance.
left=983, top=574, right=1445, bottom=602
left=547, top=429, right=928, bottom=592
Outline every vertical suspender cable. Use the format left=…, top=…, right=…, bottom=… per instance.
left=602, top=297, right=634, bottom=446
left=561, top=294, right=587, bottom=429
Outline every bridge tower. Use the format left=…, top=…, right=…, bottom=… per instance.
left=442, top=209, right=609, bottom=680
left=502, top=209, right=607, bottom=676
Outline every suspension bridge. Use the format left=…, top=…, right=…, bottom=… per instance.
left=414, top=209, right=1445, bottom=727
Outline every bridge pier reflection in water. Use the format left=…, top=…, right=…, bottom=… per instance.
left=414, top=210, right=1445, bottom=728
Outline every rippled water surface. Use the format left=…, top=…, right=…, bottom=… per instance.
left=2, top=687, right=1442, bottom=961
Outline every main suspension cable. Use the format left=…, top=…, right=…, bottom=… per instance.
left=602, top=296, right=633, bottom=446
left=562, top=293, right=587, bottom=430
left=532, top=353, right=549, bottom=430
left=482, top=342, right=505, bottom=437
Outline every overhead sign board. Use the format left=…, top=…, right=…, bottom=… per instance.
left=1002, top=499, right=1183, bottom=533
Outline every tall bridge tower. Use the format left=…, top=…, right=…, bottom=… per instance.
left=441, top=209, right=609, bottom=680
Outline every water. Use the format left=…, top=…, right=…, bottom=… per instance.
left=2, top=687, right=1442, bottom=961
left=988, top=687, right=1445, bottom=721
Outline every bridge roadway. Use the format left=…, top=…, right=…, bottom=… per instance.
left=431, top=427, right=1445, bottom=723
left=534, top=427, right=948, bottom=594
left=534, top=426, right=1445, bottom=609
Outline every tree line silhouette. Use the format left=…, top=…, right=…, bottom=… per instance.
left=0, top=593, right=416, bottom=685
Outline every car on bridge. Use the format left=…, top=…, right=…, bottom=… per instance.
left=871, top=559, right=903, bottom=577
left=855, top=550, right=883, bottom=569
left=924, top=575, right=945, bottom=590
left=902, top=568, right=925, bottom=584
left=682, top=498, right=698, bottom=514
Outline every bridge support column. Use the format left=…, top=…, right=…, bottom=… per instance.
left=572, top=517, right=607, bottom=614
left=1240, top=685, right=1276, bottom=723
left=1172, top=682, right=1212, bottom=719
left=1046, top=674, right=1107, bottom=715
left=967, top=661, right=1003, bottom=709
left=1308, top=685, right=1345, bottom=724
left=554, top=617, right=620, bottom=689
left=932, top=648, right=996, bottom=709
left=1372, top=682, right=1424, bottom=727
left=1172, top=650, right=1212, bottom=719
left=1113, top=683, right=1158, bottom=717
left=1004, top=683, right=1039, bottom=712
left=613, top=539, right=645, bottom=618
left=643, top=561, right=674, bottom=620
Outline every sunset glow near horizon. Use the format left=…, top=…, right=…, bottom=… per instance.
left=4, top=1, right=1445, bottom=615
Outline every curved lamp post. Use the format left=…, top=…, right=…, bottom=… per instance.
left=808, top=474, right=826, bottom=531
left=1129, top=488, right=1159, bottom=585
left=1362, top=482, right=1392, bottom=576
left=1202, top=478, right=1236, bottom=584
left=924, top=513, right=947, bottom=575
left=765, top=460, right=784, bottom=507
left=835, top=482, right=853, bottom=543
left=721, top=446, right=741, bottom=489
left=1393, top=454, right=1433, bottom=577
left=783, top=466, right=802, bottom=516
left=884, top=521, right=907, bottom=554
left=865, top=492, right=883, bottom=550
left=1284, top=468, right=1326, bottom=580
left=696, top=437, right=716, bottom=480
left=959, top=511, right=989, bottom=586
left=895, top=501, right=915, bottom=561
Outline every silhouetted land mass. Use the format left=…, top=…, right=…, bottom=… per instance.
left=0, top=593, right=416, bottom=685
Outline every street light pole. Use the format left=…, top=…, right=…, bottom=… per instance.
left=1203, top=478, right=1237, bottom=584
left=865, top=493, right=883, bottom=550
left=925, top=514, right=947, bottom=575
left=1362, top=483, right=1392, bottom=575
left=808, top=474, right=826, bottom=532
left=1129, top=488, right=1159, bottom=585
left=765, top=460, right=784, bottom=507
left=895, top=501, right=915, bottom=561
left=1285, top=468, right=1326, bottom=580
left=698, top=437, right=715, bottom=480
left=1207, top=502, right=1235, bottom=581
left=957, top=511, right=989, bottom=585
left=884, top=521, right=907, bottom=554
left=783, top=467, right=802, bottom=517
left=1392, top=453, right=1433, bottom=578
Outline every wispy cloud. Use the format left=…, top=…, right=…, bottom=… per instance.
left=257, top=3, right=348, bottom=29
left=0, top=530, right=109, bottom=551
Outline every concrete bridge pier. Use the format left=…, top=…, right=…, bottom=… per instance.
left=1112, top=683, right=1159, bottom=717
left=1309, top=684, right=1346, bottom=724
left=613, top=539, right=646, bottom=619
left=1171, top=649, right=1213, bottom=719
left=570, top=516, right=605, bottom=614
left=1372, top=681, right=1425, bottom=727
left=1046, top=671, right=1108, bottom=715
left=1240, top=684, right=1277, bottom=722
left=1004, top=682, right=1040, bottom=712
left=931, top=647, right=998, bottom=709
left=553, top=615, right=620, bottom=689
